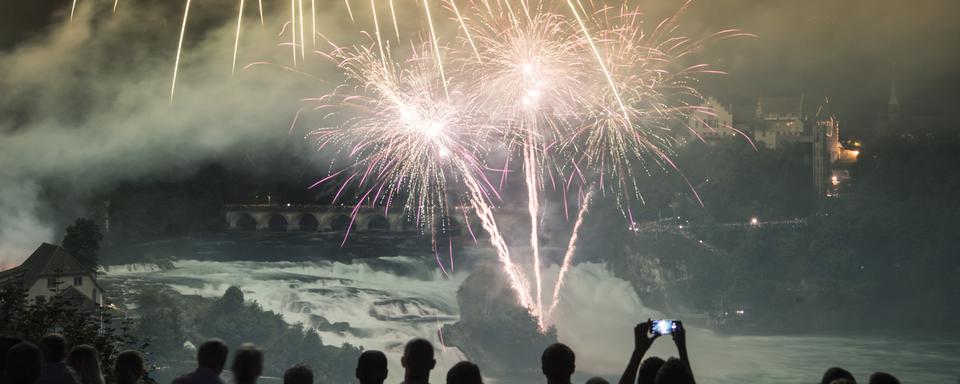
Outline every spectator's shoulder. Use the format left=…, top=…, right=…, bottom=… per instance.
left=171, top=373, right=193, bottom=384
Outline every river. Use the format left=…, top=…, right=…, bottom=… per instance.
left=101, top=244, right=960, bottom=384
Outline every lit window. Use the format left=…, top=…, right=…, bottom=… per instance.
left=74, top=276, right=83, bottom=286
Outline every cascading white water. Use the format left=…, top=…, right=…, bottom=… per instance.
left=106, top=256, right=960, bottom=383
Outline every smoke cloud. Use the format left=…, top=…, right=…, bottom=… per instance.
left=0, top=0, right=363, bottom=265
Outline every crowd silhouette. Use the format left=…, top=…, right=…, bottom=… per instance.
left=0, top=321, right=908, bottom=384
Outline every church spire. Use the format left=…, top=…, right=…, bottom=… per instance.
left=887, top=63, right=900, bottom=120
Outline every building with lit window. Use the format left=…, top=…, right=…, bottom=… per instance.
left=687, top=96, right=737, bottom=143
left=0, top=243, right=104, bottom=306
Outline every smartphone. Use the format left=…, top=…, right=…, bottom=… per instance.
left=651, top=319, right=678, bottom=336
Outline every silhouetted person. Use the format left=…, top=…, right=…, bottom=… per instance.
left=282, top=364, right=313, bottom=384
left=401, top=339, right=435, bottom=384
left=67, top=346, right=103, bottom=384
left=445, top=361, right=482, bottom=384
left=868, top=372, right=899, bottom=384
left=172, top=339, right=229, bottom=384
left=821, top=367, right=856, bottom=384
left=230, top=344, right=263, bottom=384
left=541, top=343, right=575, bottom=384
left=618, top=321, right=658, bottom=384
left=5, top=342, right=43, bottom=384
left=113, top=350, right=145, bottom=384
left=38, top=334, right=80, bottom=384
left=1, top=336, right=24, bottom=382
left=356, top=351, right=387, bottom=384
left=637, top=358, right=665, bottom=384
left=653, top=358, right=694, bottom=384
left=585, top=378, right=609, bottom=384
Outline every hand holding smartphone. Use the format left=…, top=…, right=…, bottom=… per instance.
left=650, top=319, right=679, bottom=336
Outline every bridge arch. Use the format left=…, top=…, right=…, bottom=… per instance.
left=234, top=212, right=257, bottom=231
left=265, top=214, right=288, bottom=232
left=328, top=214, right=351, bottom=231
left=297, top=214, right=320, bottom=232
left=366, top=214, right=390, bottom=231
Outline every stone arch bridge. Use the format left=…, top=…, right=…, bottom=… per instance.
left=224, top=204, right=479, bottom=234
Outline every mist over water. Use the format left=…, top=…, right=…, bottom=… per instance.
left=105, top=252, right=960, bottom=384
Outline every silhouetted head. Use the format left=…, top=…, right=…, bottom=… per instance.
left=0, top=336, right=24, bottom=374
left=5, top=342, right=43, bottom=384
left=68, top=345, right=104, bottom=384
left=446, top=361, right=482, bottom=384
left=637, top=357, right=665, bottom=384
left=821, top=367, right=856, bottom=384
left=356, top=350, right=388, bottom=384
left=39, top=334, right=68, bottom=363
left=114, top=350, right=146, bottom=384
left=868, top=372, right=899, bottom=384
left=283, top=364, right=313, bottom=384
left=585, top=377, right=609, bottom=384
left=401, top=339, right=435, bottom=381
left=541, top=343, right=575, bottom=382
left=231, top=344, right=263, bottom=384
left=197, top=339, right=229, bottom=374
left=653, top=357, right=693, bottom=384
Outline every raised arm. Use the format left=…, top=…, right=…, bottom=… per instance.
left=672, top=320, right=695, bottom=384
left=618, top=320, right=658, bottom=384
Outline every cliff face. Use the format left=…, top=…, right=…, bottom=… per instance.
left=441, top=262, right=557, bottom=376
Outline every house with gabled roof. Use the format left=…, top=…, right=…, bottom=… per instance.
left=0, top=243, right=104, bottom=306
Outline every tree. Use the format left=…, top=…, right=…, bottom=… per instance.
left=0, top=276, right=148, bottom=384
left=62, top=218, right=103, bottom=270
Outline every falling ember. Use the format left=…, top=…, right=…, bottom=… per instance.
left=170, top=0, right=192, bottom=103
left=389, top=0, right=400, bottom=40
left=344, top=0, right=355, bottom=22
left=422, top=0, right=449, bottom=97
left=232, top=0, right=245, bottom=74
left=70, top=0, right=77, bottom=25
left=290, top=0, right=297, bottom=65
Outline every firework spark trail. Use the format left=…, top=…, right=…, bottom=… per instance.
left=388, top=0, right=401, bottom=40
left=70, top=0, right=77, bottom=25
left=290, top=0, right=298, bottom=65
left=461, top=168, right=535, bottom=308
left=523, top=141, right=545, bottom=330
left=422, top=0, right=449, bottom=97
left=447, top=0, right=482, bottom=63
left=258, top=0, right=264, bottom=25
left=370, top=0, right=387, bottom=68
left=345, top=0, right=355, bottom=22
left=170, top=0, right=192, bottom=103
left=232, top=0, right=245, bottom=74
left=298, top=0, right=306, bottom=59
left=546, top=186, right=593, bottom=321
left=113, top=0, right=119, bottom=14
left=312, top=0, right=317, bottom=48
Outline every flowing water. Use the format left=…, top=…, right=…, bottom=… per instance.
left=103, top=247, right=960, bottom=384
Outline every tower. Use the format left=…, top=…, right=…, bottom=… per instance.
left=887, top=64, right=900, bottom=121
